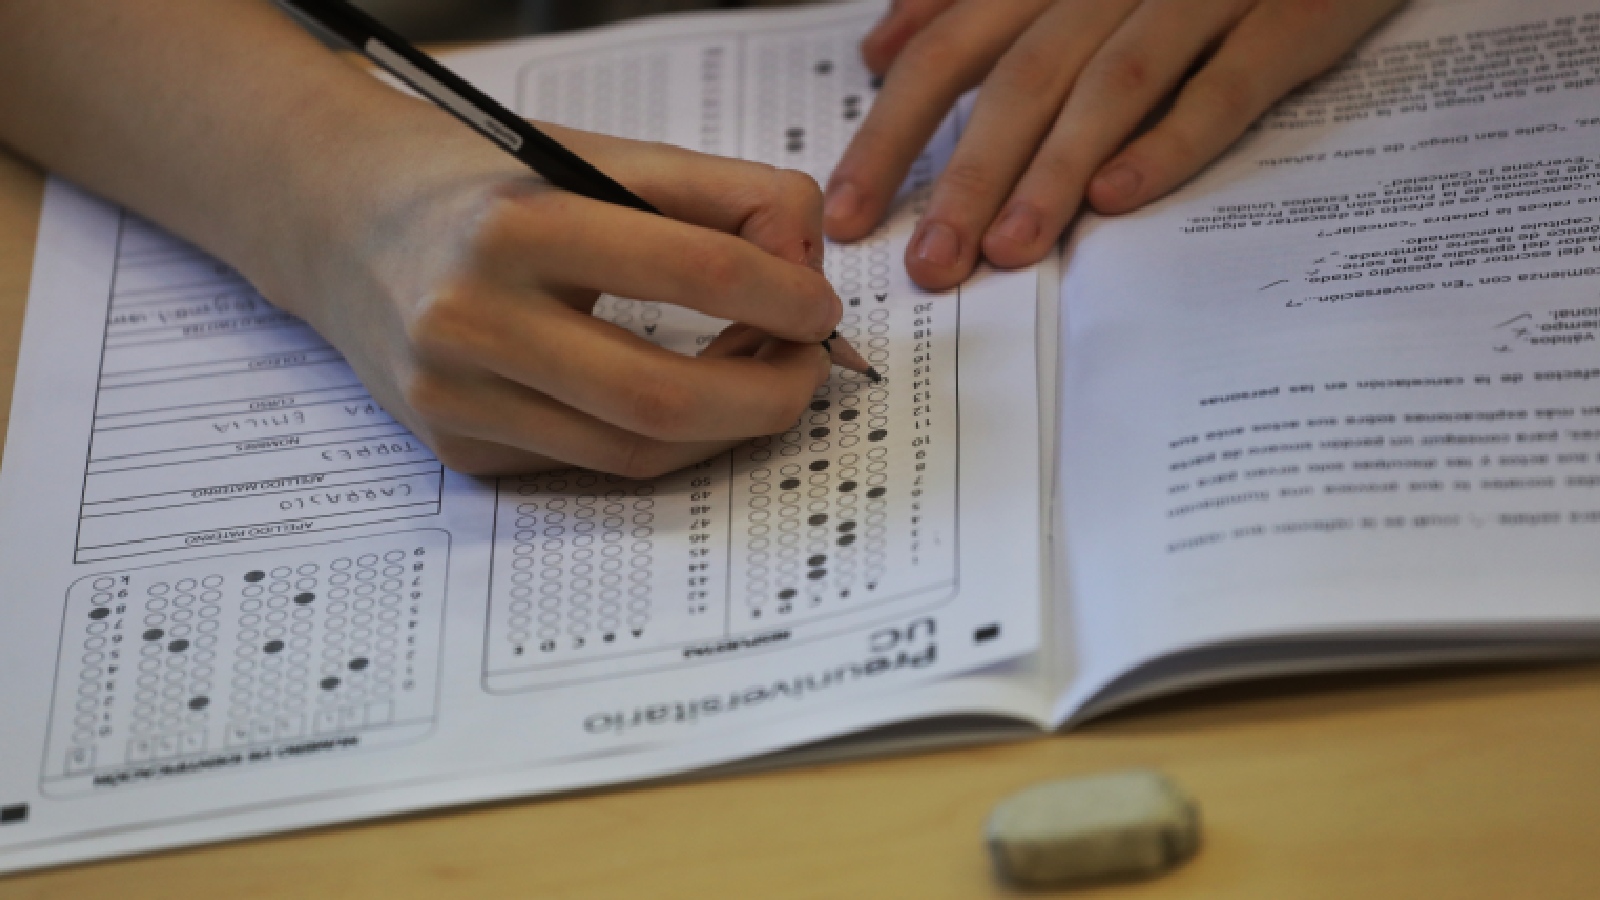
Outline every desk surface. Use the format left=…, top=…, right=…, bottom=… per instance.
left=4, top=151, right=1600, bottom=900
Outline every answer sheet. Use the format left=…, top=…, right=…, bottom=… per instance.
left=0, top=2, right=1043, bottom=871
left=1054, top=0, right=1600, bottom=718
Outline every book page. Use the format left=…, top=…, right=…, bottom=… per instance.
left=0, top=2, right=1046, bottom=872
left=1052, top=0, right=1600, bottom=720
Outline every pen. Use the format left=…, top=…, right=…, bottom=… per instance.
left=276, top=0, right=878, bottom=382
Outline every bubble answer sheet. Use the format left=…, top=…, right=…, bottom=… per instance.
left=20, top=0, right=1600, bottom=875
left=0, top=2, right=1051, bottom=871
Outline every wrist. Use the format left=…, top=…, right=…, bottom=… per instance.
left=243, top=79, right=524, bottom=326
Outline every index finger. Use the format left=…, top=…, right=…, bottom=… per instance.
left=488, top=188, right=842, bottom=343
left=544, top=124, right=827, bottom=269
left=823, top=0, right=1049, bottom=243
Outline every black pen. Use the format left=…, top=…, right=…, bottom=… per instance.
left=277, top=0, right=879, bottom=382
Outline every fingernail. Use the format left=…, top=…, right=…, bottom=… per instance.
left=1094, top=163, right=1142, bottom=200
left=991, top=205, right=1041, bottom=247
left=913, top=221, right=960, bottom=267
left=824, top=182, right=861, bottom=223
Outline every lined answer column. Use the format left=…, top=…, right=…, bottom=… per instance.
left=76, top=216, right=443, bottom=561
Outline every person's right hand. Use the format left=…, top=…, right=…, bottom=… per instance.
left=267, top=114, right=842, bottom=478
left=1, top=0, right=842, bottom=480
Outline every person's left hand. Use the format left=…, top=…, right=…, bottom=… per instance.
left=822, top=0, right=1407, bottom=290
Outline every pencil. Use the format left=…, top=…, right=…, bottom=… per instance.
left=277, top=0, right=879, bottom=382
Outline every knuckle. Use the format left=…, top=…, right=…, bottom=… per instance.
left=736, top=159, right=782, bottom=194
left=775, top=167, right=824, bottom=213
left=476, top=191, right=556, bottom=256
left=399, top=371, right=464, bottom=428
left=1027, top=132, right=1094, bottom=192
left=991, top=42, right=1064, bottom=98
left=509, top=185, right=579, bottom=222
left=1193, top=70, right=1259, bottom=124
left=1089, top=48, right=1153, bottom=95
left=1148, top=125, right=1199, bottom=171
left=1029, top=148, right=1085, bottom=197
left=473, top=192, right=525, bottom=241
left=406, top=289, right=483, bottom=361
left=679, top=242, right=745, bottom=300
left=622, top=378, right=697, bottom=440
left=938, top=159, right=1000, bottom=201
left=430, top=437, right=496, bottom=476
left=902, top=28, right=965, bottom=77
left=612, top=437, right=676, bottom=480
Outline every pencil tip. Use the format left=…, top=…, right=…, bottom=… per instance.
left=867, top=367, right=882, bottom=383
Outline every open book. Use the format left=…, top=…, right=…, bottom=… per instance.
left=2, top=0, right=1598, bottom=873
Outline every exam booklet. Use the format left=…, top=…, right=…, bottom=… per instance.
left=2, top=0, right=1598, bottom=873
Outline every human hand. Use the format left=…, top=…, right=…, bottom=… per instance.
left=823, top=0, right=1406, bottom=290
left=269, top=115, right=841, bottom=477
left=0, top=0, right=841, bottom=479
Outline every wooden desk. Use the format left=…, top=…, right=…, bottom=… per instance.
left=3, top=149, right=1600, bottom=900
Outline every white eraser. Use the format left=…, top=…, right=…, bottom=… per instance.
left=985, top=769, right=1200, bottom=887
